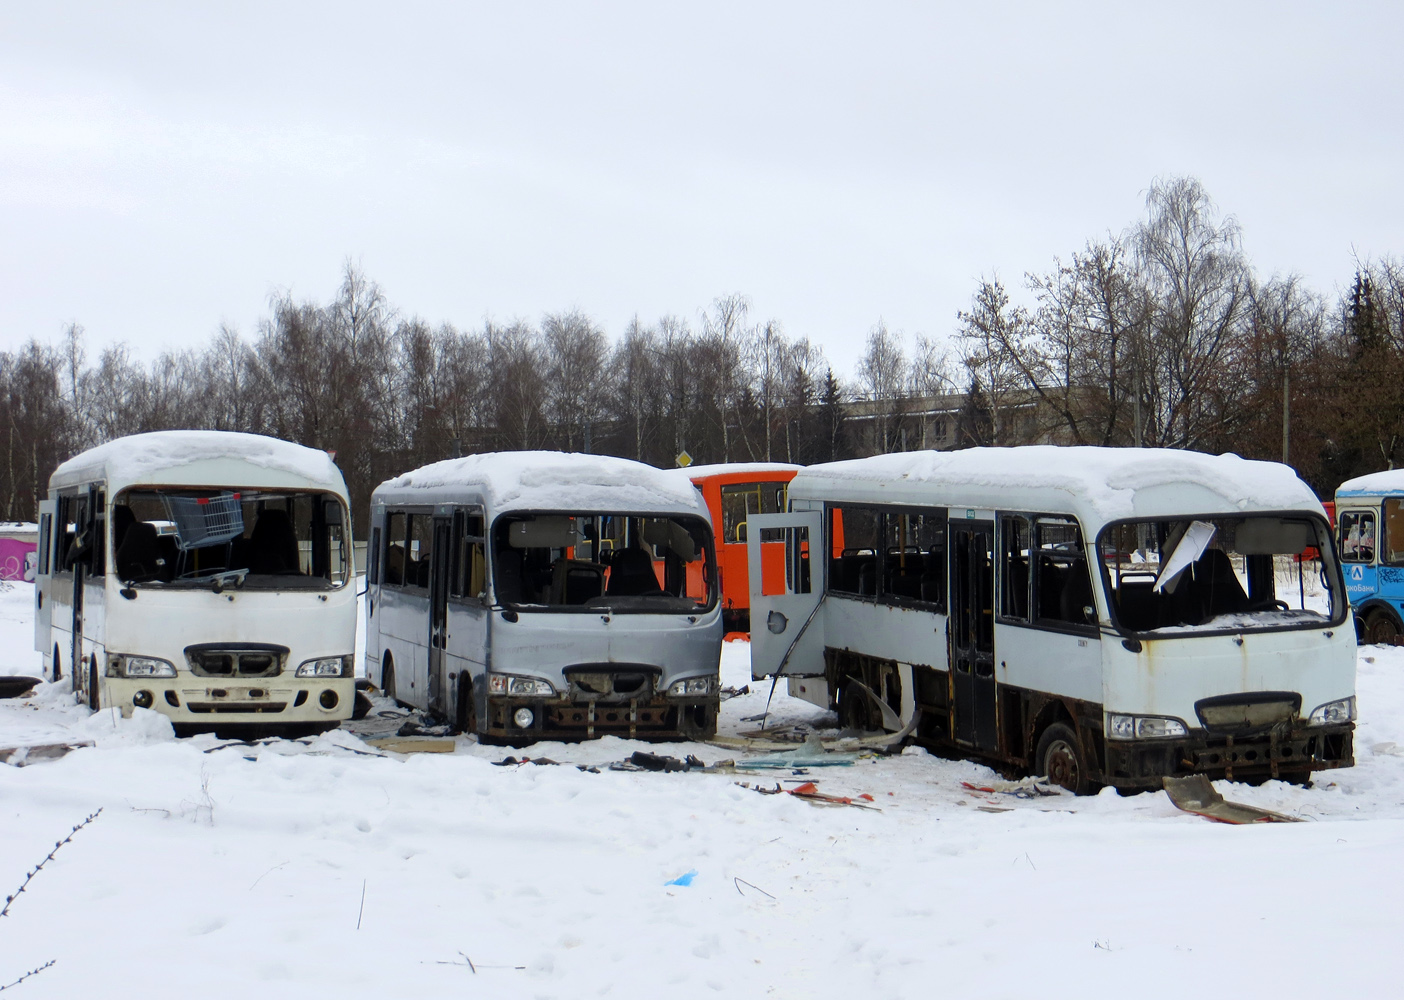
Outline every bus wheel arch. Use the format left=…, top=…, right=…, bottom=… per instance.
left=381, top=652, right=397, bottom=702
left=1035, top=721, right=1095, bottom=795
left=454, top=673, right=477, bottom=736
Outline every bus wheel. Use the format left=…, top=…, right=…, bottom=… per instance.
left=87, top=657, right=100, bottom=712
left=1036, top=722, right=1094, bottom=795
left=52, top=646, right=61, bottom=683
left=838, top=680, right=876, bottom=732
left=381, top=655, right=397, bottom=702
left=455, top=678, right=477, bottom=737
left=1366, top=609, right=1401, bottom=646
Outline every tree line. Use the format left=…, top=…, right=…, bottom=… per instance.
left=0, top=174, right=1399, bottom=531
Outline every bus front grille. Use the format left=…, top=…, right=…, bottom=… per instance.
left=185, top=643, right=289, bottom=678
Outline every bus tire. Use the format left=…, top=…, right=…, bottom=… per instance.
left=53, top=645, right=61, bottom=683
left=381, top=654, right=398, bottom=702
left=87, top=657, right=100, bottom=712
left=1365, top=608, right=1401, bottom=646
left=1036, top=722, right=1094, bottom=796
left=838, top=680, right=876, bottom=732
left=455, top=676, right=477, bottom=736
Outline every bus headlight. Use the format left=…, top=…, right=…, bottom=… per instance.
left=488, top=674, right=555, bottom=697
left=1309, top=697, right=1356, bottom=726
left=668, top=677, right=716, bottom=697
left=122, top=656, right=176, bottom=678
left=296, top=657, right=351, bottom=678
left=1107, top=713, right=1188, bottom=740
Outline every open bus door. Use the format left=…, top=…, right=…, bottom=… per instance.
left=746, top=511, right=824, bottom=681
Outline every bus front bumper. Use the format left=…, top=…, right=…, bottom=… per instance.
left=104, top=675, right=355, bottom=727
left=1102, top=723, right=1354, bottom=788
left=482, top=694, right=718, bottom=743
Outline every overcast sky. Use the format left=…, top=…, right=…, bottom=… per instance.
left=2, top=2, right=1400, bottom=377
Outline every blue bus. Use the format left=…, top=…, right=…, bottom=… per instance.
left=1335, top=471, right=1404, bottom=643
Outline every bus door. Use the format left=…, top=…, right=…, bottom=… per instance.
left=747, top=511, right=824, bottom=681
left=950, top=518, right=997, bottom=750
left=35, top=500, right=54, bottom=661
left=427, top=515, right=453, bottom=715
left=68, top=488, right=97, bottom=696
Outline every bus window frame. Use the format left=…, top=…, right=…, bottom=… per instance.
left=448, top=507, right=488, bottom=605
left=824, top=502, right=948, bottom=614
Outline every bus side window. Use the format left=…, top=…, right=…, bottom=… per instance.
left=450, top=512, right=487, bottom=601
left=1340, top=510, right=1375, bottom=563
left=38, top=513, right=51, bottom=575
left=999, top=515, right=1031, bottom=622
left=90, top=492, right=106, bottom=577
left=1384, top=500, right=1404, bottom=565
left=829, top=505, right=880, bottom=598
left=407, top=514, right=433, bottom=588
left=369, top=527, right=381, bottom=584
left=1034, top=520, right=1093, bottom=626
left=384, top=511, right=407, bottom=586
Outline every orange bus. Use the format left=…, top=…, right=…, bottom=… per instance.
left=668, top=464, right=801, bottom=635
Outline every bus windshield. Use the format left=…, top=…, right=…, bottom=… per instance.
left=1098, top=514, right=1342, bottom=634
left=492, top=512, right=715, bottom=613
left=113, top=488, right=351, bottom=591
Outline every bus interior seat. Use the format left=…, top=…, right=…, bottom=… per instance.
left=385, top=543, right=406, bottom=586
left=115, top=522, right=172, bottom=582
left=247, top=509, right=301, bottom=575
left=553, top=559, right=604, bottom=604
left=1114, top=577, right=1161, bottom=631
left=1057, top=559, right=1095, bottom=624
left=886, top=550, right=925, bottom=598
left=111, top=504, right=136, bottom=552
left=606, top=547, right=665, bottom=597
left=495, top=547, right=524, bottom=603
left=1194, top=549, right=1250, bottom=620
left=1005, top=555, right=1029, bottom=618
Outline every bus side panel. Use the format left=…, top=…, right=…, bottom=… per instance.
left=820, top=598, right=948, bottom=725
left=993, top=625, right=1102, bottom=706
left=377, top=583, right=429, bottom=711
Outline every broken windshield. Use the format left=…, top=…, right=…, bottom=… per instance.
left=114, top=488, right=350, bottom=591
left=492, top=512, right=716, bottom=613
left=1098, top=514, right=1344, bottom=634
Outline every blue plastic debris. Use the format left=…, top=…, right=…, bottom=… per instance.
left=665, top=869, right=698, bottom=887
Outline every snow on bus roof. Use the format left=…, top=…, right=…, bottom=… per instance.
left=667, top=462, right=802, bottom=481
left=376, top=451, right=710, bottom=516
left=51, top=431, right=345, bottom=493
left=1336, top=469, right=1404, bottom=497
left=791, top=446, right=1321, bottom=524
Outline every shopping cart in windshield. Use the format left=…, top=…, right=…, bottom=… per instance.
left=162, top=492, right=246, bottom=583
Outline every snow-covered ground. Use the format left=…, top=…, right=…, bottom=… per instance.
left=3, top=580, right=1403, bottom=999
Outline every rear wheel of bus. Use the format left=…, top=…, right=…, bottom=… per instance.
left=87, top=656, right=100, bottom=712
left=1036, top=722, right=1095, bottom=795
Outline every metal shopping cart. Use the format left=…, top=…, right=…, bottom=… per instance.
left=161, top=492, right=246, bottom=586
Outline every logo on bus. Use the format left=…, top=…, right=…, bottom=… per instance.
left=965, top=509, right=975, bottom=519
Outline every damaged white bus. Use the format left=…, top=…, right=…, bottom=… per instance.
left=366, top=452, right=722, bottom=742
left=34, top=431, right=357, bottom=733
left=749, top=447, right=1356, bottom=792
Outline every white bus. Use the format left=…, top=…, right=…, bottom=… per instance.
left=35, top=431, right=357, bottom=733
left=748, top=446, right=1356, bottom=792
left=366, top=452, right=722, bottom=742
